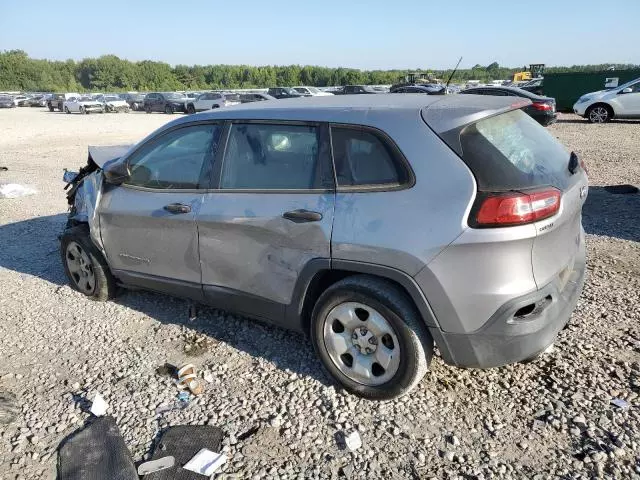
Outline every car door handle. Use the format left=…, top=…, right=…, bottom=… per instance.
left=164, top=203, right=191, bottom=214
left=282, top=209, right=323, bottom=223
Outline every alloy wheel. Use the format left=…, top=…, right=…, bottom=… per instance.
left=589, top=106, right=609, bottom=123
left=323, top=302, right=401, bottom=386
left=65, top=241, right=96, bottom=295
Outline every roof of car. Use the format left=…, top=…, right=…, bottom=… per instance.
left=166, top=93, right=530, bottom=134
left=463, top=85, right=546, bottom=99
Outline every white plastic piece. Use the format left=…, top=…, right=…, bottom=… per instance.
left=344, top=431, right=362, bottom=451
left=611, top=398, right=630, bottom=409
left=183, top=448, right=227, bottom=477
left=90, top=393, right=108, bottom=417
left=138, top=456, right=175, bottom=475
left=0, top=184, right=37, bottom=199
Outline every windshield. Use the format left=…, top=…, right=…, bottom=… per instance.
left=79, top=97, right=93, bottom=102
left=615, top=77, right=640, bottom=90
left=283, top=88, right=299, bottom=95
left=105, top=96, right=120, bottom=101
left=165, top=92, right=185, bottom=100
left=294, top=88, right=308, bottom=94
left=223, top=93, right=240, bottom=102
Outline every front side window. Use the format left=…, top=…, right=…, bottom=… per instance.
left=331, top=127, right=408, bottom=188
left=221, top=123, right=329, bottom=190
left=126, top=124, right=221, bottom=189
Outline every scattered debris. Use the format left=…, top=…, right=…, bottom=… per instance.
left=156, top=363, right=178, bottom=377
left=203, top=371, right=214, bottom=384
left=448, top=434, right=460, bottom=446
left=572, top=415, right=588, bottom=429
left=339, top=463, right=354, bottom=479
left=183, top=448, right=227, bottom=476
left=532, top=419, right=545, bottom=431
left=0, top=183, right=37, bottom=199
left=0, top=389, right=18, bottom=425
left=236, top=425, right=260, bottom=442
left=343, top=431, right=362, bottom=452
left=177, top=364, right=204, bottom=396
left=611, top=398, right=630, bottom=409
left=182, top=333, right=216, bottom=357
left=90, top=393, right=108, bottom=417
left=137, top=456, right=175, bottom=476
left=0, top=166, right=7, bottom=171
left=57, top=416, right=137, bottom=480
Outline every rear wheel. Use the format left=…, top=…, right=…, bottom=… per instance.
left=79, top=106, right=86, bottom=114
left=187, top=104, right=196, bottom=114
left=60, top=225, right=116, bottom=301
left=310, top=275, right=433, bottom=400
left=145, top=105, right=152, bottom=114
left=587, top=104, right=612, bottom=123
left=131, top=102, right=138, bottom=111
left=48, top=104, right=54, bottom=112
left=164, top=104, right=174, bottom=114
left=64, top=106, right=70, bottom=114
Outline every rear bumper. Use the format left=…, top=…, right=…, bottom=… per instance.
left=430, top=235, right=586, bottom=368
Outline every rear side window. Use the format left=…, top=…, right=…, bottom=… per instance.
left=220, top=123, right=332, bottom=190
left=460, top=109, right=570, bottom=191
left=331, top=127, right=410, bottom=188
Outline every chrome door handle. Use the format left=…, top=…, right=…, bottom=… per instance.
left=164, top=203, right=191, bottom=214
left=282, top=209, right=323, bottom=223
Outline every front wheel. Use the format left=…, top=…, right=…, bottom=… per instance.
left=310, top=275, right=433, bottom=400
left=145, top=105, right=152, bottom=114
left=587, top=104, right=612, bottom=123
left=60, top=225, right=116, bottom=301
left=164, top=104, right=174, bottom=114
left=48, top=104, right=54, bottom=112
left=64, top=106, right=70, bottom=114
left=187, top=104, right=196, bottom=114
left=131, top=102, right=138, bottom=111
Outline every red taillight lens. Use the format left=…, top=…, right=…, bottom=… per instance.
left=531, top=101, right=553, bottom=111
left=474, top=188, right=561, bottom=227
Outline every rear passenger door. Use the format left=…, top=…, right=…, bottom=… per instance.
left=197, top=121, right=335, bottom=324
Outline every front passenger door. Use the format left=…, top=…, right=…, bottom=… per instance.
left=616, top=82, right=640, bottom=117
left=99, top=123, right=223, bottom=298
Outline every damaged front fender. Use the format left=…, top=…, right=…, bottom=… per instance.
left=64, top=145, right=132, bottom=250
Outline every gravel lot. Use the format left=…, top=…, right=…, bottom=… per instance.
left=0, top=108, right=639, bottom=480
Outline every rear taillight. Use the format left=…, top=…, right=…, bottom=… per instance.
left=531, top=101, right=553, bottom=111
left=473, top=188, right=561, bottom=227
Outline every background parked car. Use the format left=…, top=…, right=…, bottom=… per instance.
left=293, top=86, right=333, bottom=96
left=122, top=93, right=147, bottom=111
left=13, top=95, right=29, bottom=106
left=333, top=85, right=383, bottom=95
left=186, top=92, right=241, bottom=114
left=48, top=93, right=78, bottom=112
left=239, top=93, right=276, bottom=103
left=28, top=95, right=48, bottom=107
left=267, top=87, right=305, bottom=99
left=390, top=84, right=445, bottom=94
left=96, top=94, right=130, bottom=113
left=63, top=96, right=104, bottom=114
left=573, top=77, right=640, bottom=123
left=143, top=92, right=188, bottom=114
left=460, top=86, right=557, bottom=126
left=0, top=95, right=16, bottom=108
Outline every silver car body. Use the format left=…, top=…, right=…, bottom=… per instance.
left=68, top=94, right=587, bottom=368
left=573, top=76, right=640, bottom=118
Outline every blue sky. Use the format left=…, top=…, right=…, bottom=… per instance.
left=1, top=0, right=638, bottom=69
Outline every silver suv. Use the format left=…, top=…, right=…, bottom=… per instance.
left=61, top=95, right=588, bottom=399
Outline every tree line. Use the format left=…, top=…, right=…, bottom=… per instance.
left=1, top=50, right=638, bottom=92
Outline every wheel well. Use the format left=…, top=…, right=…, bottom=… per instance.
left=588, top=102, right=614, bottom=116
left=299, top=269, right=421, bottom=335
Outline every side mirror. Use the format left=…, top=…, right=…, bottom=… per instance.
left=102, top=158, right=130, bottom=185
left=621, top=87, right=633, bottom=94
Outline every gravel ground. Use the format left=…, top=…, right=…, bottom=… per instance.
left=0, top=109, right=639, bottom=480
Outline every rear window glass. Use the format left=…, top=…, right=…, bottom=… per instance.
left=460, top=110, right=570, bottom=190
left=331, top=127, right=409, bottom=188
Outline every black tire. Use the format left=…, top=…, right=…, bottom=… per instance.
left=310, top=275, right=433, bottom=400
left=57, top=103, right=63, bottom=111
left=586, top=103, right=613, bottom=123
left=64, top=106, right=70, bottom=114
left=145, top=104, right=152, bottom=114
left=131, top=102, right=138, bottom=111
left=164, top=104, right=174, bottom=114
left=212, top=104, right=220, bottom=109
left=60, top=225, right=116, bottom=301
left=187, top=104, right=196, bottom=114
left=48, top=104, right=54, bottom=112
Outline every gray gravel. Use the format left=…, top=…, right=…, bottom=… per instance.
left=0, top=109, right=639, bottom=479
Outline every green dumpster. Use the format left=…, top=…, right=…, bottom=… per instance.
left=543, top=69, right=640, bottom=112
